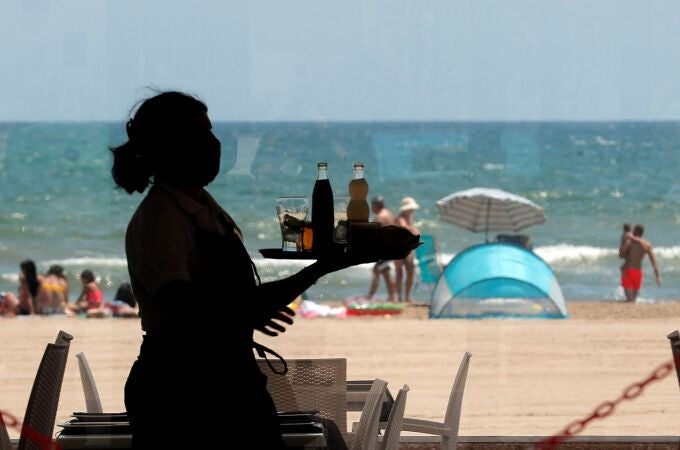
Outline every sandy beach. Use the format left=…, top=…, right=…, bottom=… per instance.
left=1, top=300, right=680, bottom=440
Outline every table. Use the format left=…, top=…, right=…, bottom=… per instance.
left=346, top=380, right=394, bottom=422
left=57, top=424, right=327, bottom=449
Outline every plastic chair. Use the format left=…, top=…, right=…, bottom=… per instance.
left=379, top=385, right=409, bottom=450
left=54, top=330, right=73, bottom=346
left=401, top=352, right=471, bottom=450
left=17, top=332, right=73, bottom=450
left=349, top=378, right=388, bottom=450
left=414, top=234, right=442, bottom=300
left=257, top=358, right=348, bottom=448
left=75, top=352, right=103, bottom=413
left=0, top=419, right=10, bottom=450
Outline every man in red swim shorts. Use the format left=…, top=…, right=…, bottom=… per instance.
left=619, top=224, right=661, bottom=302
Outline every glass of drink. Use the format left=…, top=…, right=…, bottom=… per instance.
left=333, top=196, right=350, bottom=245
left=276, top=197, right=309, bottom=251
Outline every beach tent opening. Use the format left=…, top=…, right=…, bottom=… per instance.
left=431, top=242, right=568, bottom=319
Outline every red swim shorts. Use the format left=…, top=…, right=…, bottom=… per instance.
left=621, top=268, right=643, bottom=290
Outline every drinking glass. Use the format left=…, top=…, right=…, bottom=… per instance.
left=276, top=197, right=309, bottom=251
left=333, top=196, right=350, bottom=244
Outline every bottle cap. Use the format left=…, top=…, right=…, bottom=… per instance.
left=318, top=162, right=328, bottom=168
left=353, top=161, right=364, bottom=167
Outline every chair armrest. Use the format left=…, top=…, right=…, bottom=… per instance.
left=401, top=417, right=448, bottom=435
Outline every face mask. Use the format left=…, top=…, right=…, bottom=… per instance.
left=158, top=129, right=222, bottom=188
left=185, top=133, right=222, bottom=187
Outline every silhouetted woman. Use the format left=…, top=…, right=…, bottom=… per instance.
left=111, top=91, right=357, bottom=449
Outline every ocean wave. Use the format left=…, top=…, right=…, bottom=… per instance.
left=7, top=212, right=27, bottom=220
left=595, top=136, right=617, bottom=146
left=534, top=244, right=680, bottom=265
left=42, top=257, right=128, bottom=267
left=569, top=136, right=588, bottom=146
left=1, top=273, right=19, bottom=282
left=437, top=246, right=617, bottom=266
left=482, top=163, right=504, bottom=171
left=252, top=257, right=374, bottom=272
left=531, top=245, right=615, bottom=264
left=653, top=246, right=680, bottom=259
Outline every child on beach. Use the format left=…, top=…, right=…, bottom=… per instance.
left=66, top=269, right=104, bottom=316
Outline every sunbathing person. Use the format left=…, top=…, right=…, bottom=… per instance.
left=1, top=260, right=42, bottom=316
left=40, top=264, right=68, bottom=314
left=103, top=282, right=139, bottom=318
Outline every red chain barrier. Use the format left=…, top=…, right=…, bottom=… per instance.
left=535, top=356, right=678, bottom=450
left=0, top=410, right=63, bottom=450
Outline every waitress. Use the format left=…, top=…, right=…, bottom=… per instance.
left=111, top=91, right=362, bottom=448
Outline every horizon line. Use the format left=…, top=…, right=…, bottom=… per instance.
left=2, top=118, right=680, bottom=125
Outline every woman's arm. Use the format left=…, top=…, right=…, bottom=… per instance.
left=151, top=256, right=371, bottom=332
left=251, top=254, right=376, bottom=312
left=254, top=263, right=326, bottom=310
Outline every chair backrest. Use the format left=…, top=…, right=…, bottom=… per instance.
left=442, top=352, right=471, bottom=437
left=17, top=340, right=71, bottom=450
left=257, top=358, right=347, bottom=442
left=380, top=385, right=409, bottom=450
left=415, top=234, right=442, bottom=286
left=667, top=330, right=680, bottom=389
left=350, top=378, right=387, bottom=450
left=75, top=352, right=103, bottom=413
left=54, top=330, right=74, bottom=346
left=0, top=416, right=10, bottom=450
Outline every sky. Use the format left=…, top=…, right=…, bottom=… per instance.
left=2, top=0, right=680, bottom=121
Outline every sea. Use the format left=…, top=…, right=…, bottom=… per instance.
left=1, top=121, right=679, bottom=304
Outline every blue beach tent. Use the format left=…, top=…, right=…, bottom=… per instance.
left=430, top=242, right=568, bottom=319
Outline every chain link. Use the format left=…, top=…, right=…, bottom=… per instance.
left=535, top=357, right=677, bottom=450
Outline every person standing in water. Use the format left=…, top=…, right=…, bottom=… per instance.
left=365, top=196, right=396, bottom=301
left=394, top=196, right=420, bottom=304
left=619, top=224, right=661, bottom=302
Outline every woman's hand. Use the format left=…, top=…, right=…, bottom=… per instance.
left=255, top=305, right=296, bottom=337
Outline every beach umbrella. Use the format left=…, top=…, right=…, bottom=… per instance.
left=435, top=187, right=545, bottom=241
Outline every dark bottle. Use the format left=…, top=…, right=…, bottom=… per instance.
left=312, top=162, right=334, bottom=254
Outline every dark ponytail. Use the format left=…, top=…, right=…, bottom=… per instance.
left=111, top=139, right=153, bottom=194
left=110, top=91, right=208, bottom=195
left=20, top=260, right=39, bottom=298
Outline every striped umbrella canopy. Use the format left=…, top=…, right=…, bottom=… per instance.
left=436, top=187, right=545, bottom=240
